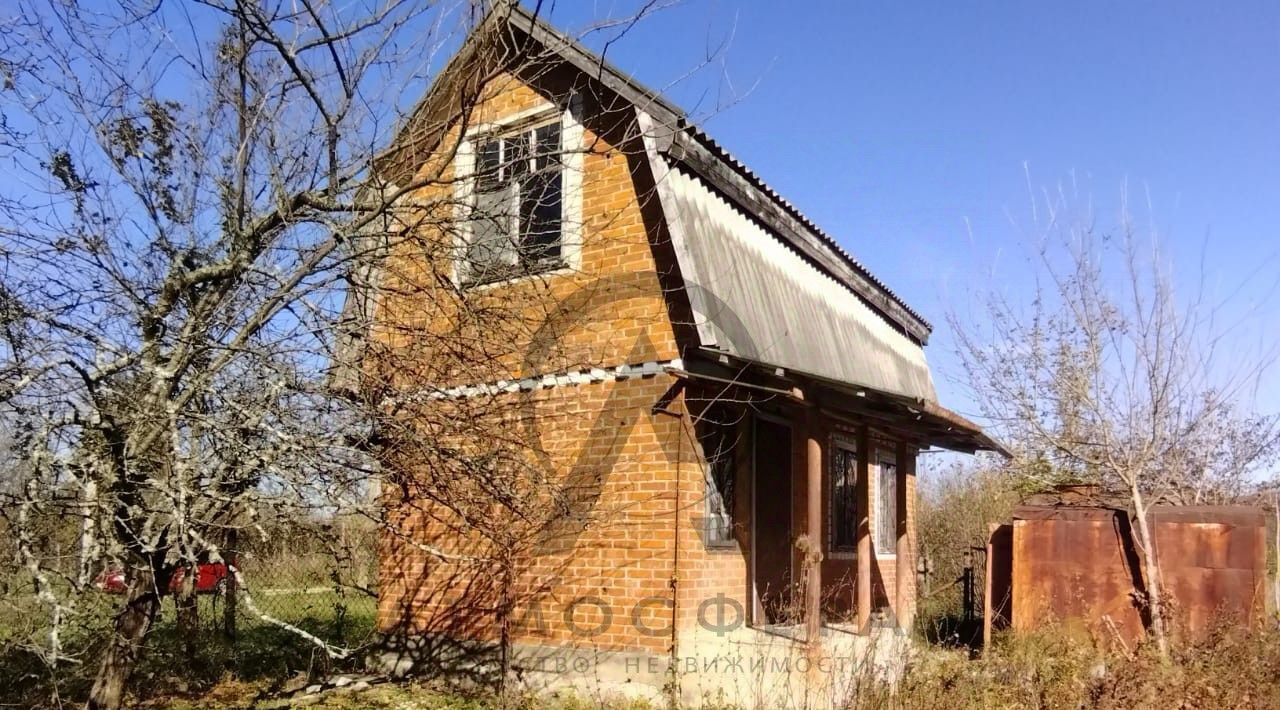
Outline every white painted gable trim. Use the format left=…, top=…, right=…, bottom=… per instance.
left=391, top=358, right=684, bottom=404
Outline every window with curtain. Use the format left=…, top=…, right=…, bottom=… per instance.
left=876, top=453, right=898, bottom=553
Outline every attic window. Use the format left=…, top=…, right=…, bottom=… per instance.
left=463, top=118, right=564, bottom=284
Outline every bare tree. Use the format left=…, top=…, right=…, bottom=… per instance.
left=950, top=182, right=1280, bottom=657
left=0, top=1, right=699, bottom=706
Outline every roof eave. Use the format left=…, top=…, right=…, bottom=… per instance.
left=687, top=349, right=1006, bottom=457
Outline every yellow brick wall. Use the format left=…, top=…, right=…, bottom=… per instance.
left=378, top=375, right=694, bottom=653
left=368, top=70, right=678, bottom=391
left=671, top=404, right=750, bottom=634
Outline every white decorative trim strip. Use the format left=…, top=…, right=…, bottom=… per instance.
left=407, top=359, right=682, bottom=402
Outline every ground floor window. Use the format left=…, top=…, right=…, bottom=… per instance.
left=698, top=405, right=738, bottom=547
left=830, top=441, right=858, bottom=554
left=876, top=451, right=898, bottom=553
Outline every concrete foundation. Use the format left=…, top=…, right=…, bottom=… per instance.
left=372, top=626, right=911, bottom=709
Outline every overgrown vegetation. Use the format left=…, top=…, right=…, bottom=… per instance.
left=3, top=0, right=1277, bottom=706
left=0, top=1, right=680, bottom=706
left=948, top=185, right=1280, bottom=656
left=112, top=620, right=1280, bottom=708
left=158, top=682, right=663, bottom=710
left=914, top=460, right=1019, bottom=647
left=0, top=551, right=377, bottom=708
left=872, top=623, right=1280, bottom=710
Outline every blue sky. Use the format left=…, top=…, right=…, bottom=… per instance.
left=545, top=0, right=1280, bottom=422
left=9, top=1, right=1276, bottom=432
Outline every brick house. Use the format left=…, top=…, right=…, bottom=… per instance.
left=353, top=3, right=1001, bottom=700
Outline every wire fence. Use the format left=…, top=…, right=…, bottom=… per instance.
left=0, top=518, right=380, bottom=704
left=232, top=544, right=379, bottom=651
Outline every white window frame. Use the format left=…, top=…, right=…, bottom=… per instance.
left=704, top=453, right=736, bottom=550
left=453, top=98, right=584, bottom=287
left=701, top=409, right=738, bottom=550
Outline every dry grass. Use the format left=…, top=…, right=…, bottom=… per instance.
left=13, top=594, right=1276, bottom=709
left=137, top=621, right=1280, bottom=708
left=869, top=622, right=1280, bottom=710
left=154, top=678, right=660, bottom=710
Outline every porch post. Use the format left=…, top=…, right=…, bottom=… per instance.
left=805, top=407, right=823, bottom=645
left=896, top=441, right=914, bottom=631
left=856, top=426, right=872, bottom=634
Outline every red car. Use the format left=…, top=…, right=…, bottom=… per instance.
left=94, top=557, right=234, bottom=595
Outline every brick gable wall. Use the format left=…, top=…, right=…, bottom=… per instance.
left=371, top=68, right=691, bottom=654
left=370, top=65, right=917, bottom=658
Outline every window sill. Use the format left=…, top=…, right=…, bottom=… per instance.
left=460, top=260, right=570, bottom=291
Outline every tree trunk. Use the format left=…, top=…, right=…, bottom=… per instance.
left=1129, top=485, right=1169, bottom=659
left=1273, top=494, right=1279, bottom=618
left=175, top=570, right=198, bottom=666
left=88, top=566, right=162, bottom=710
left=496, top=560, right=512, bottom=695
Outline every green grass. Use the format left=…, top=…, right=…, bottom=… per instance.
left=0, top=587, right=379, bottom=707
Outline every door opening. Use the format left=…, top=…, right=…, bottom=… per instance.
left=752, top=415, right=793, bottom=626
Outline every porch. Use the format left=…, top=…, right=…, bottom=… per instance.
left=677, top=357, right=1003, bottom=643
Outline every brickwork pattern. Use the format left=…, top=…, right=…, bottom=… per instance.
left=378, top=374, right=692, bottom=653
left=373, top=65, right=920, bottom=656
left=375, top=68, right=685, bottom=654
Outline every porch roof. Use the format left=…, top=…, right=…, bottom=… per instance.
left=669, top=357, right=1007, bottom=456
left=833, top=384, right=1008, bottom=456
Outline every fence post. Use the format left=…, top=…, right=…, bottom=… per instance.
left=962, top=549, right=974, bottom=624
left=918, top=553, right=931, bottom=599
left=224, top=528, right=237, bottom=640
left=983, top=526, right=996, bottom=651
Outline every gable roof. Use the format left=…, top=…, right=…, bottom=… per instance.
left=520, top=4, right=931, bottom=342
left=384, top=2, right=931, bottom=345
left=353, top=3, right=1003, bottom=453
left=482, top=4, right=940, bottom=401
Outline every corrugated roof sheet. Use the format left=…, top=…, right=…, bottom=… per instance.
left=681, top=125, right=932, bottom=333
left=659, top=164, right=937, bottom=402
